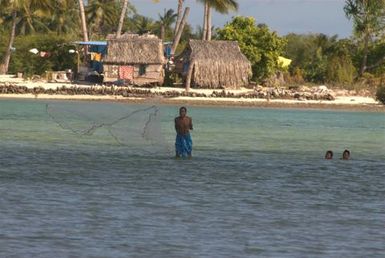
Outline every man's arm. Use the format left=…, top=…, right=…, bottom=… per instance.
left=189, top=117, right=193, bottom=130
left=175, top=117, right=178, bottom=132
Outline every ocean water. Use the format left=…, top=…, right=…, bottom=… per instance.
left=0, top=99, right=384, bottom=257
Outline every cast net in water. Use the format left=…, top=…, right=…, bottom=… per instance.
left=46, top=102, right=172, bottom=155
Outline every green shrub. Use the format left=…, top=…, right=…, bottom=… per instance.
left=217, top=16, right=287, bottom=82
left=8, top=33, right=77, bottom=76
left=376, top=85, right=385, bottom=105
left=326, top=55, right=356, bottom=84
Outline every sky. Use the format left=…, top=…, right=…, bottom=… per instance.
left=129, top=0, right=353, bottom=38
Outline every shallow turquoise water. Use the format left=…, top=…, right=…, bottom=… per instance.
left=0, top=99, right=384, bottom=257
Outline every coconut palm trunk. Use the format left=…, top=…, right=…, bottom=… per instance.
left=117, top=0, right=129, bottom=38
left=202, top=2, right=209, bottom=40
left=171, top=7, right=190, bottom=55
left=174, top=0, right=184, bottom=36
left=359, top=30, right=370, bottom=76
left=198, top=0, right=238, bottom=40
left=0, top=11, right=17, bottom=74
left=206, top=5, right=212, bottom=40
left=78, top=0, right=88, bottom=41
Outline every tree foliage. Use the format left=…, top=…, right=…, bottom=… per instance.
left=47, top=0, right=79, bottom=36
left=157, top=8, right=177, bottom=41
left=128, top=14, right=156, bottom=35
left=217, top=16, right=286, bottom=81
left=86, top=0, right=120, bottom=39
left=325, top=40, right=357, bottom=84
left=8, top=33, right=77, bottom=76
left=344, top=0, right=385, bottom=37
left=283, top=33, right=357, bottom=84
left=1, top=0, right=385, bottom=87
left=344, top=0, right=385, bottom=75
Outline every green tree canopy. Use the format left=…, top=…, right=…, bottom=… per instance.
left=128, top=14, right=156, bottom=35
left=217, top=16, right=286, bottom=81
left=325, top=39, right=357, bottom=84
left=86, top=0, right=120, bottom=39
left=344, top=0, right=385, bottom=75
left=283, top=33, right=357, bottom=84
left=45, top=0, right=79, bottom=36
left=8, top=33, right=77, bottom=76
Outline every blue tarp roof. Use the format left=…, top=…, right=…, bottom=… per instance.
left=74, top=41, right=107, bottom=46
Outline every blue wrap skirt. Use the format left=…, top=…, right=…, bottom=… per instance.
left=175, top=133, right=192, bottom=157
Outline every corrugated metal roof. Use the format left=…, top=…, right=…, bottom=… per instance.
left=74, top=41, right=107, bottom=46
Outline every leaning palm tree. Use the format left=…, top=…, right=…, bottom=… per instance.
left=174, top=0, right=184, bottom=36
left=197, top=0, right=238, bottom=41
left=171, top=6, right=189, bottom=55
left=116, top=0, right=129, bottom=37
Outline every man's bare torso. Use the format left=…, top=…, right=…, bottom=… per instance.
left=175, top=116, right=193, bottom=135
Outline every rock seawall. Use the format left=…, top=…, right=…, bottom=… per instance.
left=0, top=83, right=341, bottom=101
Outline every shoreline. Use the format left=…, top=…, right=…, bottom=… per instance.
left=1, top=93, right=384, bottom=112
left=0, top=75, right=383, bottom=112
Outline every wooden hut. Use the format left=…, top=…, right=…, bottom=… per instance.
left=176, top=40, right=252, bottom=89
left=103, top=34, right=165, bottom=86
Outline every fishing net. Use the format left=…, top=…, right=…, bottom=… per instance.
left=46, top=101, right=173, bottom=155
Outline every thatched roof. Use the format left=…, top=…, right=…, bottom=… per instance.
left=104, top=35, right=164, bottom=65
left=186, top=40, right=252, bottom=89
left=106, top=33, right=159, bottom=40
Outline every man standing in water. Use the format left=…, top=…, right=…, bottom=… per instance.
left=175, top=106, right=193, bottom=159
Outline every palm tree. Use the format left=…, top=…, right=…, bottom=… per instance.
left=171, top=7, right=189, bottom=55
left=78, top=0, right=88, bottom=41
left=86, top=0, right=119, bottom=38
left=158, top=8, right=177, bottom=41
left=117, top=0, right=129, bottom=37
left=174, top=0, right=184, bottom=36
left=47, top=0, right=79, bottom=35
left=197, top=0, right=238, bottom=40
left=130, top=14, right=155, bottom=35
left=344, top=0, right=385, bottom=76
left=0, top=0, right=51, bottom=74
left=0, top=9, right=17, bottom=74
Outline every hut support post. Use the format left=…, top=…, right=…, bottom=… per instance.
left=185, top=62, right=193, bottom=92
left=76, top=46, right=80, bottom=79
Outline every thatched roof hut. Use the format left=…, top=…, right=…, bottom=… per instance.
left=103, top=35, right=165, bottom=86
left=177, top=40, right=252, bottom=89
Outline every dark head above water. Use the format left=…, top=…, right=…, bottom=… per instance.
left=325, top=150, right=333, bottom=159
left=342, top=149, right=350, bottom=160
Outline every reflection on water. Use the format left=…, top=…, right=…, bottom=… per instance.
left=0, top=99, right=384, bottom=257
